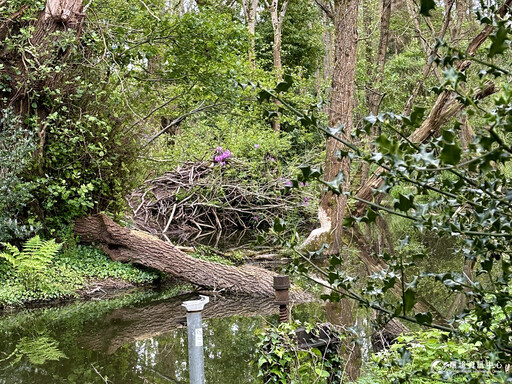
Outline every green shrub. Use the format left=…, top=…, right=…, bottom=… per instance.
left=0, top=109, right=38, bottom=242
left=255, top=321, right=344, bottom=384
left=360, top=329, right=501, bottom=384
left=0, top=235, right=62, bottom=292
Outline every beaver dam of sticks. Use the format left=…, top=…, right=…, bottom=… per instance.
left=128, top=161, right=315, bottom=237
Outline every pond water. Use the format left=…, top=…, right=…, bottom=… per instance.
left=0, top=288, right=325, bottom=384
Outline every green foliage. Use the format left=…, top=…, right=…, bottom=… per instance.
left=262, top=1, right=512, bottom=382
left=360, top=329, right=500, bottom=383
left=256, top=321, right=344, bottom=384
left=0, top=236, right=62, bottom=292
left=256, top=0, right=325, bottom=77
left=56, top=243, right=161, bottom=284
left=0, top=109, right=38, bottom=242
left=0, top=233, right=159, bottom=306
left=2, top=335, right=67, bottom=366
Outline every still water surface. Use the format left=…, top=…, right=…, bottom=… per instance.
left=0, top=288, right=324, bottom=384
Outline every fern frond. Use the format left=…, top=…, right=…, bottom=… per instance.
left=15, top=237, right=61, bottom=272
left=22, top=235, right=43, bottom=258
left=0, top=243, right=20, bottom=267
left=16, top=336, right=67, bottom=365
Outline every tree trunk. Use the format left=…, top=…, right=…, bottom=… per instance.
left=266, top=0, right=289, bottom=130
left=352, top=0, right=509, bottom=217
left=303, top=0, right=359, bottom=254
left=367, top=0, right=391, bottom=117
left=74, top=214, right=305, bottom=298
left=266, top=0, right=288, bottom=79
left=242, top=0, right=258, bottom=68
left=361, top=0, right=392, bottom=186
left=1, top=0, right=84, bottom=119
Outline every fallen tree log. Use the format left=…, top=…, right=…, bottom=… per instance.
left=74, top=214, right=303, bottom=298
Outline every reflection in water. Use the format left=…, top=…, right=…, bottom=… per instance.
left=0, top=289, right=324, bottom=384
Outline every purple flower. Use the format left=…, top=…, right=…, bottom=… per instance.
left=300, top=182, right=304, bottom=187
left=215, top=146, right=223, bottom=152
left=254, top=144, right=260, bottom=148
left=214, top=155, right=222, bottom=162
left=253, top=216, right=259, bottom=221
left=269, top=157, right=275, bottom=162
left=285, top=180, right=292, bottom=186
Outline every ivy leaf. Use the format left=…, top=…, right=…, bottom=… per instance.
left=419, top=0, right=436, bottom=16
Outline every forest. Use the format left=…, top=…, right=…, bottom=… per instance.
left=0, top=0, right=512, bottom=382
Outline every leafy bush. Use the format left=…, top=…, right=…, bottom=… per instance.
left=0, top=233, right=160, bottom=307
left=255, top=321, right=344, bottom=384
left=0, top=109, right=38, bottom=242
left=0, top=235, right=62, bottom=292
left=360, top=329, right=500, bottom=384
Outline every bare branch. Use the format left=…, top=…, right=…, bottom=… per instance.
left=314, top=0, right=333, bottom=20
left=137, top=0, right=161, bottom=21
left=144, top=102, right=220, bottom=147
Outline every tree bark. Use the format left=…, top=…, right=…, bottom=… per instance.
left=265, top=0, right=289, bottom=131
left=361, top=0, right=392, bottom=186
left=1, top=0, right=85, bottom=118
left=242, top=0, right=259, bottom=68
left=74, top=214, right=306, bottom=298
left=303, top=0, right=359, bottom=254
left=265, top=0, right=289, bottom=79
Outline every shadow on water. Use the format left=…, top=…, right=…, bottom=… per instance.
left=0, top=288, right=325, bottom=384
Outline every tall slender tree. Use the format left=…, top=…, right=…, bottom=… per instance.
left=304, top=0, right=359, bottom=254
left=241, top=0, right=259, bottom=68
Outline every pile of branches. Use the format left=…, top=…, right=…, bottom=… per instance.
left=128, top=161, right=314, bottom=236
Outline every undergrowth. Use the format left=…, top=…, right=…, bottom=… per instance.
left=0, top=235, right=161, bottom=307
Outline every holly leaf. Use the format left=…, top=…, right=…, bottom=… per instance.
left=419, top=0, right=436, bottom=16
left=488, top=26, right=509, bottom=58
left=394, top=193, right=414, bottom=212
left=415, top=311, right=433, bottom=325
left=403, top=288, right=416, bottom=313
left=440, top=143, right=462, bottom=165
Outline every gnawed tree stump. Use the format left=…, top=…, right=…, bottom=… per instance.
left=74, top=214, right=303, bottom=298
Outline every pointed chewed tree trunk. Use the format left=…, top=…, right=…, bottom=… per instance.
left=74, top=214, right=307, bottom=299
left=303, top=0, right=359, bottom=254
